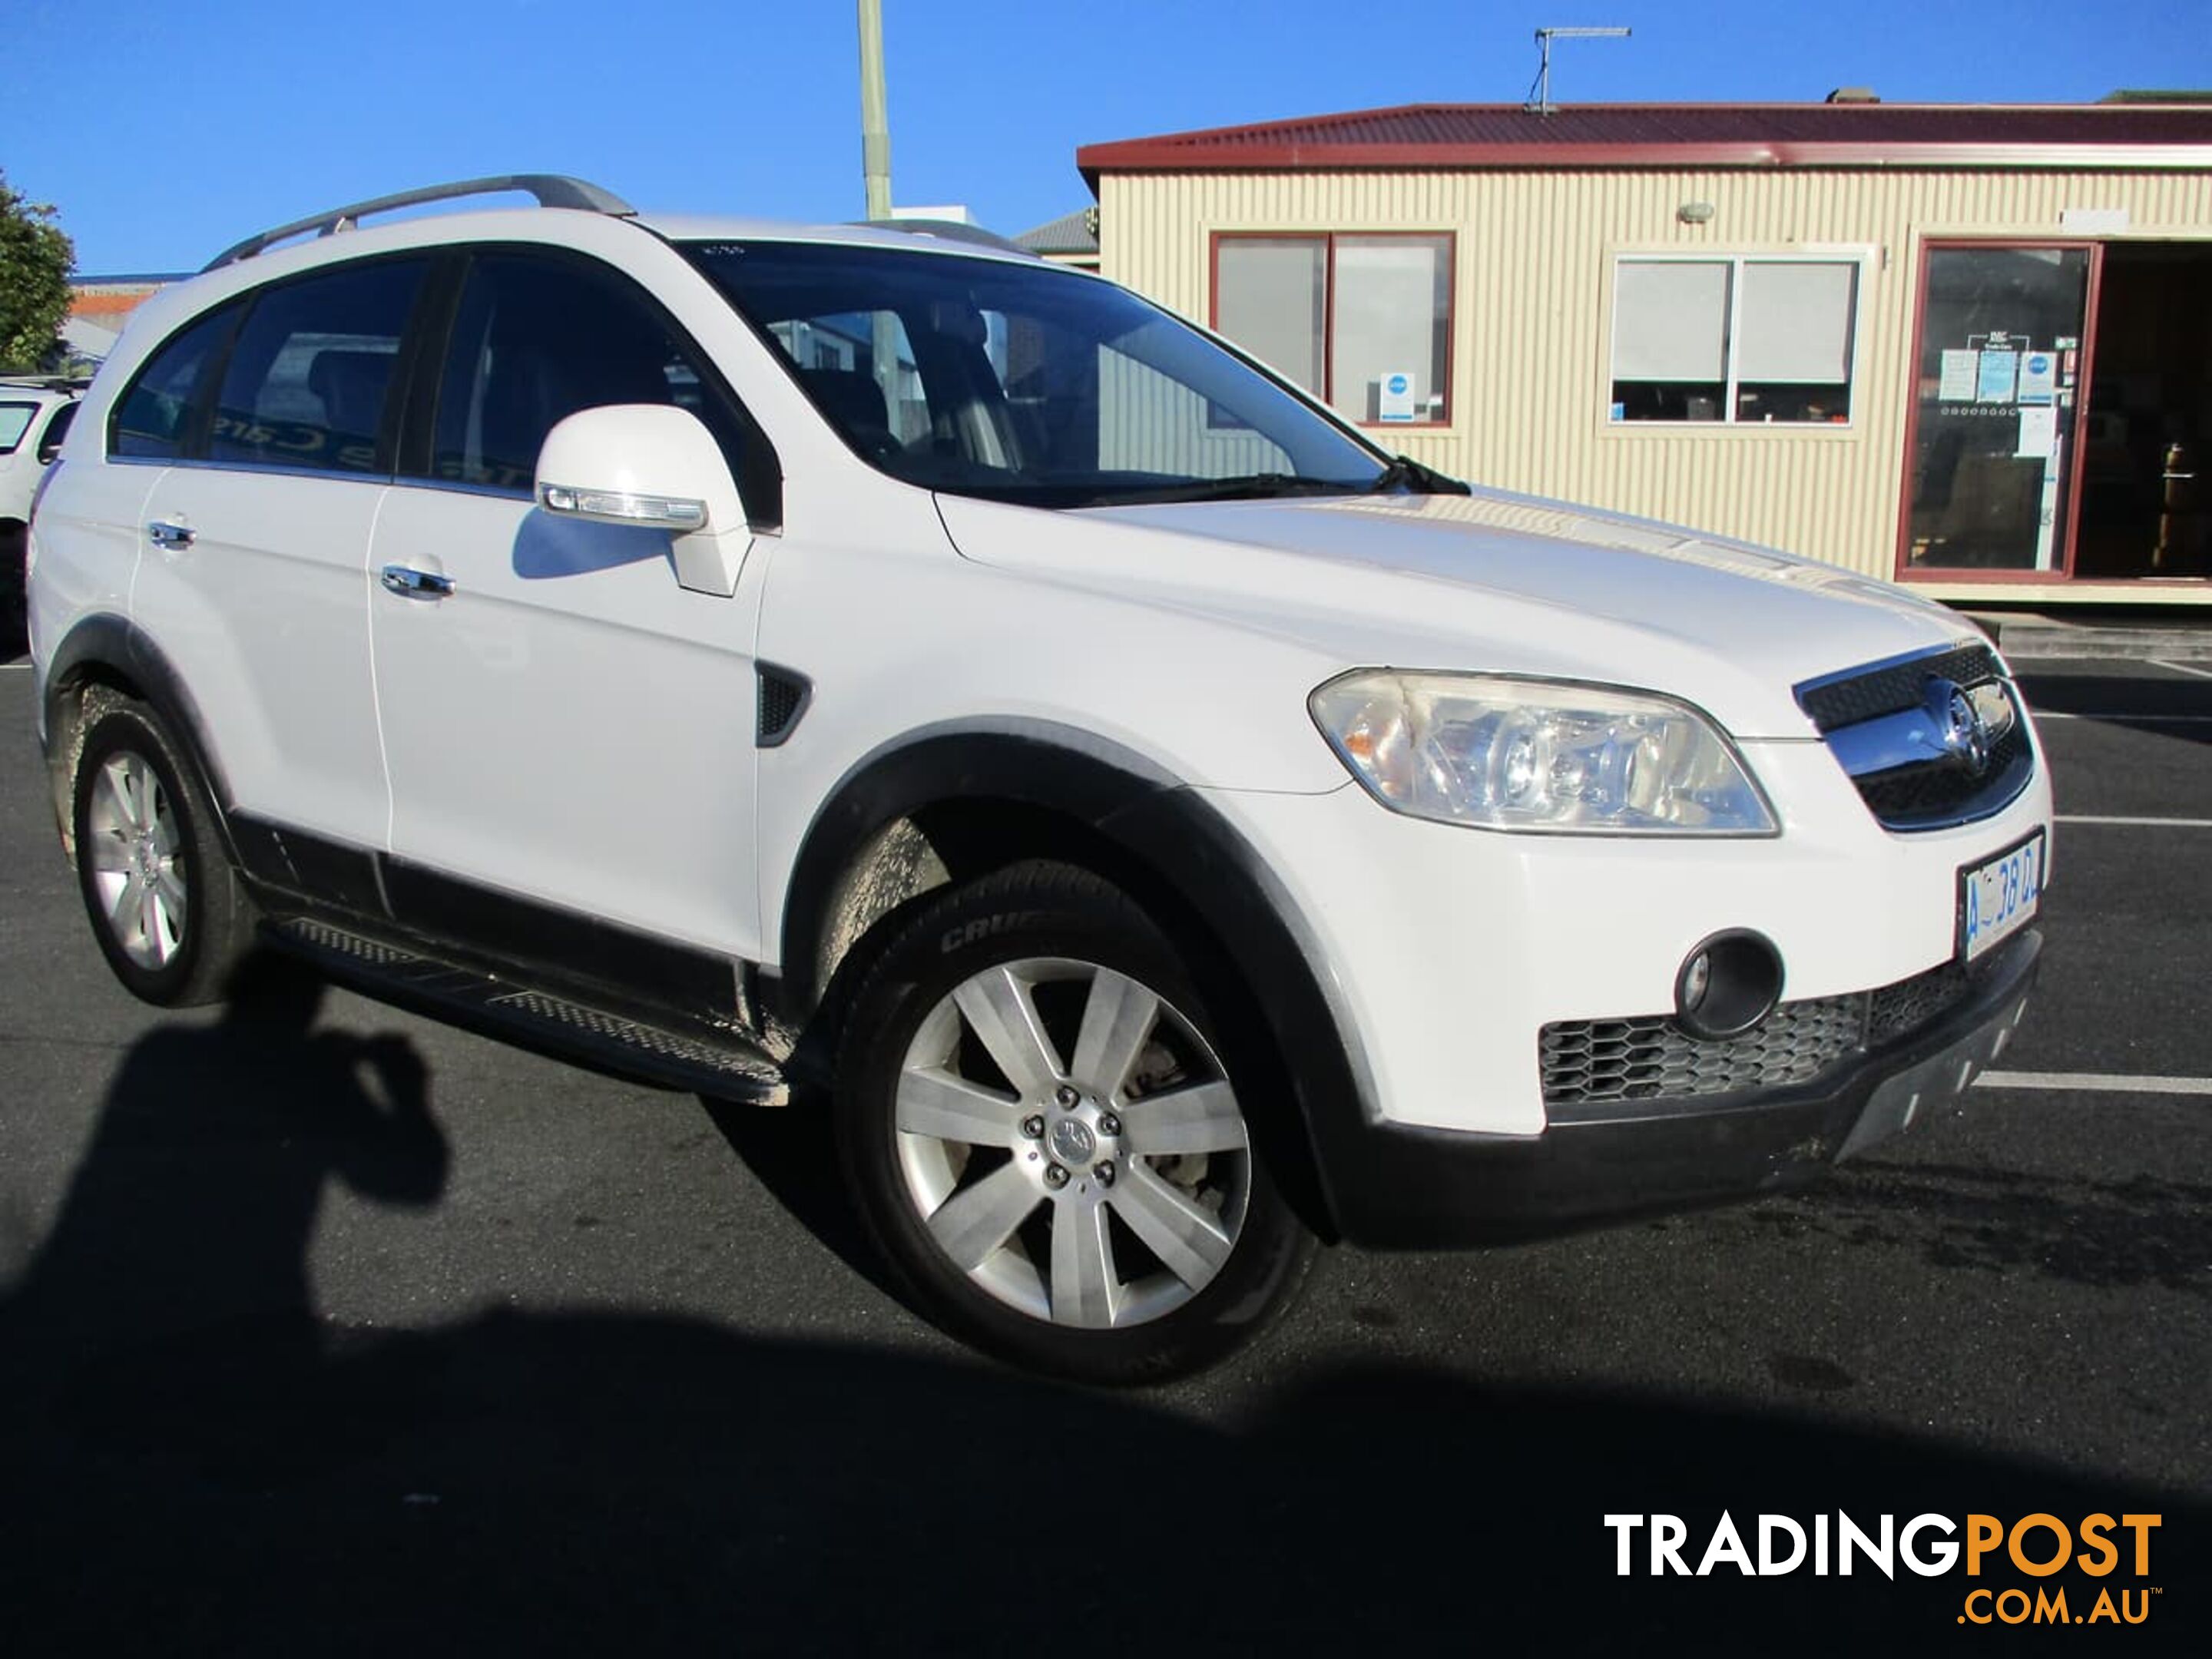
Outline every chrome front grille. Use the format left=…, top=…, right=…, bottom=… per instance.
left=1855, top=722, right=2032, bottom=828
left=1797, top=642, right=2000, bottom=733
left=1796, top=641, right=2035, bottom=832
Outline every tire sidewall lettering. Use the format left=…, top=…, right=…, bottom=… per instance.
left=937, top=909, right=1050, bottom=956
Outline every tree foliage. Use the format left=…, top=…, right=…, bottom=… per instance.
left=0, top=171, right=75, bottom=373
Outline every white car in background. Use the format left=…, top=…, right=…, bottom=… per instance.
left=26, top=177, right=2049, bottom=1382
left=2, top=380, right=81, bottom=638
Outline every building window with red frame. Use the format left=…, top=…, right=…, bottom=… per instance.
left=1214, top=233, right=1452, bottom=426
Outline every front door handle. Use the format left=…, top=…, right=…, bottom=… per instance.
left=380, top=565, right=455, bottom=600
left=147, top=520, right=194, bottom=550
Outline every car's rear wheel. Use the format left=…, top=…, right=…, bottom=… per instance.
left=71, top=699, right=251, bottom=1006
left=835, top=860, right=1313, bottom=1383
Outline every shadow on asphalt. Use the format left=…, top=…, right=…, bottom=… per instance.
left=2017, top=670, right=2212, bottom=746
left=2, top=955, right=2202, bottom=1654
left=1733, top=1157, right=2212, bottom=1296
left=700, top=1087, right=905, bottom=1304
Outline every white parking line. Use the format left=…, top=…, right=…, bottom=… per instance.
left=0, top=661, right=29, bottom=671
left=2055, top=814, right=2212, bottom=827
left=1977, top=1070, right=2212, bottom=1096
left=2151, top=659, right=2212, bottom=681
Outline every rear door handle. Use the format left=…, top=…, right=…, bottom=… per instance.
left=147, top=520, right=194, bottom=550
left=380, top=565, right=455, bottom=600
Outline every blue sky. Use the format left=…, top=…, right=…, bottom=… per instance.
left=7, top=0, right=2208, bottom=273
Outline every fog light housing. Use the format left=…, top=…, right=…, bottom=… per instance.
left=1675, top=930, right=1784, bottom=1039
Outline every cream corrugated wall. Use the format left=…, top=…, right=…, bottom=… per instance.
left=1098, top=167, right=2212, bottom=581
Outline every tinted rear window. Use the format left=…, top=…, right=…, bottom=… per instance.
left=111, top=304, right=243, bottom=459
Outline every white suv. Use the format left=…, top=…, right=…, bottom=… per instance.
left=28, top=176, right=2049, bottom=1381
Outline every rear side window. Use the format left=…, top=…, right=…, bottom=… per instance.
left=425, top=252, right=752, bottom=495
left=110, top=303, right=244, bottom=459
left=0, top=402, right=36, bottom=452
left=207, top=258, right=429, bottom=474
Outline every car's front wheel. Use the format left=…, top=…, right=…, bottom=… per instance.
left=835, top=861, right=1313, bottom=1383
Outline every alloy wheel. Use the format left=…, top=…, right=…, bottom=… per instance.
left=83, top=750, right=188, bottom=971
left=892, top=956, right=1252, bottom=1330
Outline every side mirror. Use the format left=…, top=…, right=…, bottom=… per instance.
left=535, top=404, right=751, bottom=597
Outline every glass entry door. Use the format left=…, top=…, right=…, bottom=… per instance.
left=1903, top=246, right=2092, bottom=575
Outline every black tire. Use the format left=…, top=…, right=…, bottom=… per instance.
left=835, top=859, right=1314, bottom=1384
left=0, top=522, right=26, bottom=657
left=70, top=698, right=253, bottom=1007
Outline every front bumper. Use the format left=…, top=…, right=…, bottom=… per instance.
left=1314, top=926, right=2040, bottom=1249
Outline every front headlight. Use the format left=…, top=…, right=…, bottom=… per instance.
left=1310, top=670, right=1777, bottom=836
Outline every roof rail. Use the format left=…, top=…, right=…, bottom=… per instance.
left=850, top=218, right=1042, bottom=259
left=202, top=175, right=637, bottom=272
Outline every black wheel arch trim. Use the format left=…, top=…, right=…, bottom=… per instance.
left=777, top=720, right=1382, bottom=1240
left=777, top=718, right=1174, bottom=1014
left=42, top=613, right=240, bottom=853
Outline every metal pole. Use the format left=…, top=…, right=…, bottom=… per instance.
left=858, top=0, right=892, bottom=220
left=857, top=0, right=899, bottom=429
left=1528, top=26, right=1630, bottom=117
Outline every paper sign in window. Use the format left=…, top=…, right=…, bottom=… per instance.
left=1975, top=350, right=2019, bottom=404
left=1938, top=349, right=1979, bottom=403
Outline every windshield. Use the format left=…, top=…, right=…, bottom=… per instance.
left=0, top=402, right=37, bottom=453
left=684, top=240, right=1395, bottom=507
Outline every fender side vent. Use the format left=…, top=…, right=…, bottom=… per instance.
left=757, top=664, right=812, bottom=748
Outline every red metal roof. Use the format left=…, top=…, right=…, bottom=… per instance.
left=1077, top=101, right=2212, bottom=181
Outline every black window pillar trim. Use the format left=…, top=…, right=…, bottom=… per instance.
left=392, top=250, right=470, bottom=481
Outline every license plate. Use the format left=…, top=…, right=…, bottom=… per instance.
left=1958, top=830, right=2045, bottom=962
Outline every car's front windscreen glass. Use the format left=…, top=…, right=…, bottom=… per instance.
left=0, top=402, right=37, bottom=453
left=684, top=240, right=1392, bottom=508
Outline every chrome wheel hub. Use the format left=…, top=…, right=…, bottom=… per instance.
left=84, top=751, right=188, bottom=972
left=893, top=957, right=1252, bottom=1330
left=1048, top=1114, right=1098, bottom=1167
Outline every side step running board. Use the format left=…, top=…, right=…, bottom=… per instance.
left=265, top=916, right=789, bottom=1105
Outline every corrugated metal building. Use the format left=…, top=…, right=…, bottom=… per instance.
left=1078, top=99, right=2212, bottom=602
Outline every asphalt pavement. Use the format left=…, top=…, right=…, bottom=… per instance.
left=1, top=649, right=2206, bottom=1653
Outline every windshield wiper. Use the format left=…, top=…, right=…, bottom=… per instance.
left=1364, top=454, right=1472, bottom=495
left=1078, top=472, right=1366, bottom=507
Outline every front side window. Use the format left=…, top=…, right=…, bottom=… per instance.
left=690, top=240, right=1396, bottom=507
left=1611, top=256, right=1860, bottom=425
left=109, top=303, right=243, bottom=459
left=0, top=402, right=36, bottom=452
left=1214, top=233, right=1453, bottom=426
left=207, top=258, right=428, bottom=473
left=425, top=252, right=754, bottom=497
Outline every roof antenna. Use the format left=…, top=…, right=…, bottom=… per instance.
left=1525, top=25, right=1631, bottom=115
